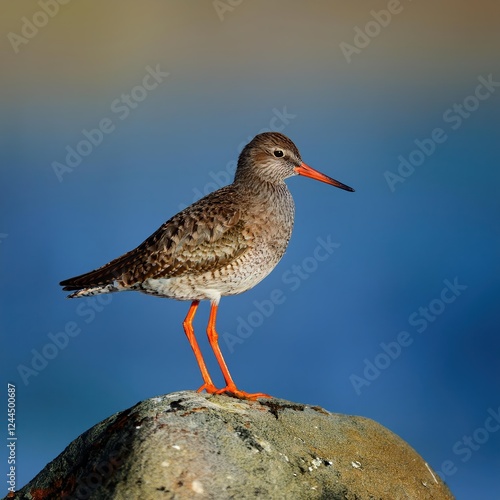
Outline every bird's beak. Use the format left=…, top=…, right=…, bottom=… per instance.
left=294, top=163, right=355, bottom=192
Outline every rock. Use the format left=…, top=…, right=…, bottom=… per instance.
left=8, top=391, right=454, bottom=499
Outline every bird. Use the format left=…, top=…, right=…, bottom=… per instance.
left=60, top=132, right=354, bottom=400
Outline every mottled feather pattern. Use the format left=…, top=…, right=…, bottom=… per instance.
left=60, top=186, right=251, bottom=292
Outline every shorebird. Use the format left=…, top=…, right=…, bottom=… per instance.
left=60, top=132, right=354, bottom=400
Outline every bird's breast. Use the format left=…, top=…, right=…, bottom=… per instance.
left=237, top=185, right=295, bottom=274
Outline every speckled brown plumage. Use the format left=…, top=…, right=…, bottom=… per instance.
left=60, top=132, right=354, bottom=399
left=60, top=182, right=293, bottom=301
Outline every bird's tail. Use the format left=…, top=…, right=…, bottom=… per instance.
left=61, top=284, right=121, bottom=299
left=60, top=248, right=139, bottom=298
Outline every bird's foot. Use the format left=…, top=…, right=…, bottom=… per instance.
left=197, top=382, right=271, bottom=400
left=196, top=382, right=221, bottom=394
left=215, top=384, right=271, bottom=401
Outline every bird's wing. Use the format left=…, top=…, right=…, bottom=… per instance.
left=60, top=187, right=250, bottom=291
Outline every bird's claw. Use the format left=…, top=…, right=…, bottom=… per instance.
left=197, top=383, right=271, bottom=400
left=196, top=382, right=220, bottom=394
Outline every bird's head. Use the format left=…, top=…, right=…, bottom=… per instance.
left=235, top=132, right=354, bottom=192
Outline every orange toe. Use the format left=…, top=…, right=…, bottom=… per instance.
left=197, top=382, right=221, bottom=394
left=215, top=384, right=272, bottom=400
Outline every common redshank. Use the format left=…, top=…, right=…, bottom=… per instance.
left=60, top=132, right=354, bottom=400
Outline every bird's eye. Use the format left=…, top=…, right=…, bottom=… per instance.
left=273, top=150, right=284, bottom=158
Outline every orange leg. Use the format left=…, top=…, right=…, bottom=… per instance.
left=182, top=300, right=219, bottom=394
left=206, top=302, right=271, bottom=400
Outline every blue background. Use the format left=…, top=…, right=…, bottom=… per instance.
left=1, top=1, right=499, bottom=498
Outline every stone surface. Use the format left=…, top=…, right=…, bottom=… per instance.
left=8, top=391, right=454, bottom=499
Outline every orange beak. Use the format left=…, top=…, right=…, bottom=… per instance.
left=294, top=163, right=355, bottom=192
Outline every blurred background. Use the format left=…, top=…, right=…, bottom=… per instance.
left=1, top=1, right=499, bottom=497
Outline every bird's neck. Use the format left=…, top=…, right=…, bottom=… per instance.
left=234, top=175, right=289, bottom=201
